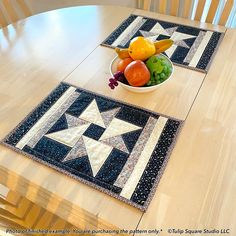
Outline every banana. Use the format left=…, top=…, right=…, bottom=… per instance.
left=154, top=39, right=174, bottom=54
left=115, top=47, right=130, bottom=59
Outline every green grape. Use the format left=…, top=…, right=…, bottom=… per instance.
left=161, top=61, right=167, bottom=66
left=148, top=56, right=173, bottom=85
left=163, top=66, right=168, bottom=73
left=150, top=77, right=155, bottom=82
left=160, top=73, right=166, bottom=79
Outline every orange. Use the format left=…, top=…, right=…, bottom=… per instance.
left=117, top=57, right=133, bottom=72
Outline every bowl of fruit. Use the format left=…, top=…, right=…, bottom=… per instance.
left=108, top=36, right=174, bottom=93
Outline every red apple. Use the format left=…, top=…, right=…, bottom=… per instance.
left=124, top=60, right=150, bottom=87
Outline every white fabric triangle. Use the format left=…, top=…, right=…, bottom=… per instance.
left=83, top=136, right=113, bottom=176
left=101, top=107, right=120, bottom=127
left=79, top=100, right=106, bottom=128
left=150, top=22, right=170, bottom=36
left=99, top=118, right=141, bottom=141
left=45, top=124, right=90, bottom=147
left=147, top=35, right=159, bottom=42
left=171, top=31, right=196, bottom=41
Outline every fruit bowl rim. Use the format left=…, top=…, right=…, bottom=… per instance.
left=109, top=53, right=174, bottom=91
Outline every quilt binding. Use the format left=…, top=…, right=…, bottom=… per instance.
left=0, top=82, right=184, bottom=212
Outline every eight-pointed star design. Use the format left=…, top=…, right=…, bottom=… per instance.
left=139, top=22, right=196, bottom=56
left=46, top=99, right=142, bottom=176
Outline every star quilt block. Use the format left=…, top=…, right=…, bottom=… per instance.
left=102, top=14, right=224, bottom=72
left=2, top=83, right=183, bottom=211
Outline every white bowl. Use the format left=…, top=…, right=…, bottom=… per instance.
left=110, top=54, right=174, bottom=93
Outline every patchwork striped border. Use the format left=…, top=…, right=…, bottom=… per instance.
left=101, top=14, right=224, bottom=73
left=1, top=82, right=184, bottom=211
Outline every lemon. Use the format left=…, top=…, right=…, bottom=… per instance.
left=128, top=36, right=156, bottom=61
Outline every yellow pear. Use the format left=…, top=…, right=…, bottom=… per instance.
left=128, top=36, right=156, bottom=61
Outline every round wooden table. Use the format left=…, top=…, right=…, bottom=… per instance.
left=0, top=5, right=235, bottom=235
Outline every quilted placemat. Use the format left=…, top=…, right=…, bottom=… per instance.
left=102, top=14, right=224, bottom=72
left=1, top=82, right=183, bottom=211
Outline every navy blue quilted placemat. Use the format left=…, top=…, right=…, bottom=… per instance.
left=102, top=14, right=224, bottom=72
left=1, top=82, right=183, bottom=211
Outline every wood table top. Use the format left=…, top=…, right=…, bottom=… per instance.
left=0, top=5, right=235, bottom=235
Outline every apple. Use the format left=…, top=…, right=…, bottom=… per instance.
left=124, top=60, right=150, bottom=87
